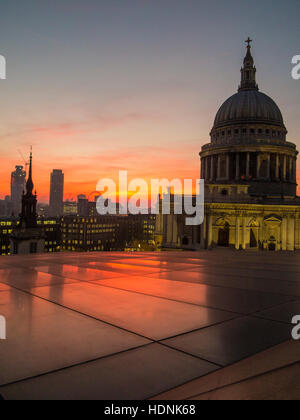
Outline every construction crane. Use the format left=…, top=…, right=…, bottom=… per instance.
left=18, top=149, right=30, bottom=176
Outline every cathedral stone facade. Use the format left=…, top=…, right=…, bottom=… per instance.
left=159, top=40, right=300, bottom=251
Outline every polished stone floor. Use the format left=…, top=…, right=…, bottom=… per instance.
left=0, top=250, right=299, bottom=400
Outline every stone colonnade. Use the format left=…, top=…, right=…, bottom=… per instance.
left=201, top=152, right=296, bottom=182
left=201, top=212, right=300, bottom=251
left=159, top=208, right=300, bottom=252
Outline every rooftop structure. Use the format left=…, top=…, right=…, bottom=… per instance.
left=0, top=250, right=298, bottom=399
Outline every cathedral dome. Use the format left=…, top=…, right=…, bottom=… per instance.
left=201, top=39, right=297, bottom=199
left=213, top=90, right=284, bottom=129
left=212, top=37, right=285, bottom=132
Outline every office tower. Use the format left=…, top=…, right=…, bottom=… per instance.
left=11, top=165, right=26, bottom=216
left=49, top=170, right=64, bottom=217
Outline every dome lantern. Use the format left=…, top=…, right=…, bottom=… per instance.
left=238, top=37, right=258, bottom=92
left=211, top=39, right=286, bottom=133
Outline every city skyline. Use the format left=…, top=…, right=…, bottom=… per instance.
left=0, top=0, right=300, bottom=203
left=1, top=1, right=300, bottom=402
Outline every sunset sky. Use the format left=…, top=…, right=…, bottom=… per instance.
left=0, top=0, right=300, bottom=202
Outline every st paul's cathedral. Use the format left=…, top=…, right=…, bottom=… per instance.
left=158, top=39, right=300, bottom=251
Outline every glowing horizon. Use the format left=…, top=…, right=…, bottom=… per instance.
left=1, top=1, right=300, bottom=202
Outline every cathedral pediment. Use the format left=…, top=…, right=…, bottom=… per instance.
left=264, top=215, right=282, bottom=224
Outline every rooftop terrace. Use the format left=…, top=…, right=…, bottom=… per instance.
left=0, top=250, right=299, bottom=400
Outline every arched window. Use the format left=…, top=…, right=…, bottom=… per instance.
left=259, top=159, right=268, bottom=178
left=218, top=222, right=230, bottom=247
left=182, top=237, right=189, bottom=246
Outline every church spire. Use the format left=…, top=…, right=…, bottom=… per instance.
left=26, top=149, right=34, bottom=196
left=19, top=148, right=38, bottom=228
left=238, top=37, right=258, bottom=92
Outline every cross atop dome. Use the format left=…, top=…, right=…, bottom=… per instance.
left=245, top=37, right=252, bottom=48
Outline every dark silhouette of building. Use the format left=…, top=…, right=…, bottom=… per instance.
left=61, top=214, right=156, bottom=252
left=38, top=218, right=61, bottom=253
left=10, top=165, right=26, bottom=216
left=37, top=203, right=49, bottom=217
left=0, top=218, right=13, bottom=255
left=123, top=214, right=156, bottom=249
left=0, top=217, right=61, bottom=255
left=77, top=197, right=97, bottom=217
left=61, top=215, right=123, bottom=251
left=49, top=169, right=64, bottom=217
left=63, top=200, right=77, bottom=215
left=0, top=196, right=12, bottom=217
left=10, top=152, right=45, bottom=254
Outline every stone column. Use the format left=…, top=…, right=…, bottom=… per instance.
left=281, top=217, right=287, bottom=250
left=226, top=154, right=230, bottom=180
left=235, top=216, right=240, bottom=250
left=295, top=217, right=300, bottom=250
left=256, top=154, right=260, bottom=178
left=172, top=216, right=178, bottom=246
left=267, top=154, right=271, bottom=179
left=205, top=157, right=209, bottom=180
left=166, top=215, right=173, bottom=245
left=293, top=157, right=297, bottom=182
left=246, top=152, right=250, bottom=178
left=258, top=216, right=263, bottom=249
left=287, top=216, right=295, bottom=251
left=201, top=158, right=205, bottom=179
left=207, top=214, right=213, bottom=248
left=217, top=155, right=221, bottom=180
left=242, top=217, right=247, bottom=249
left=200, top=214, right=206, bottom=248
left=235, top=153, right=240, bottom=180
left=283, top=155, right=287, bottom=181
left=275, top=154, right=279, bottom=179
left=210, top=155, right=214, bottom=181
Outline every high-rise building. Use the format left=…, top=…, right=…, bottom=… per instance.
left=11, top=165, right=26, bottom=216
left=49, top=170, right=64, bottom=217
